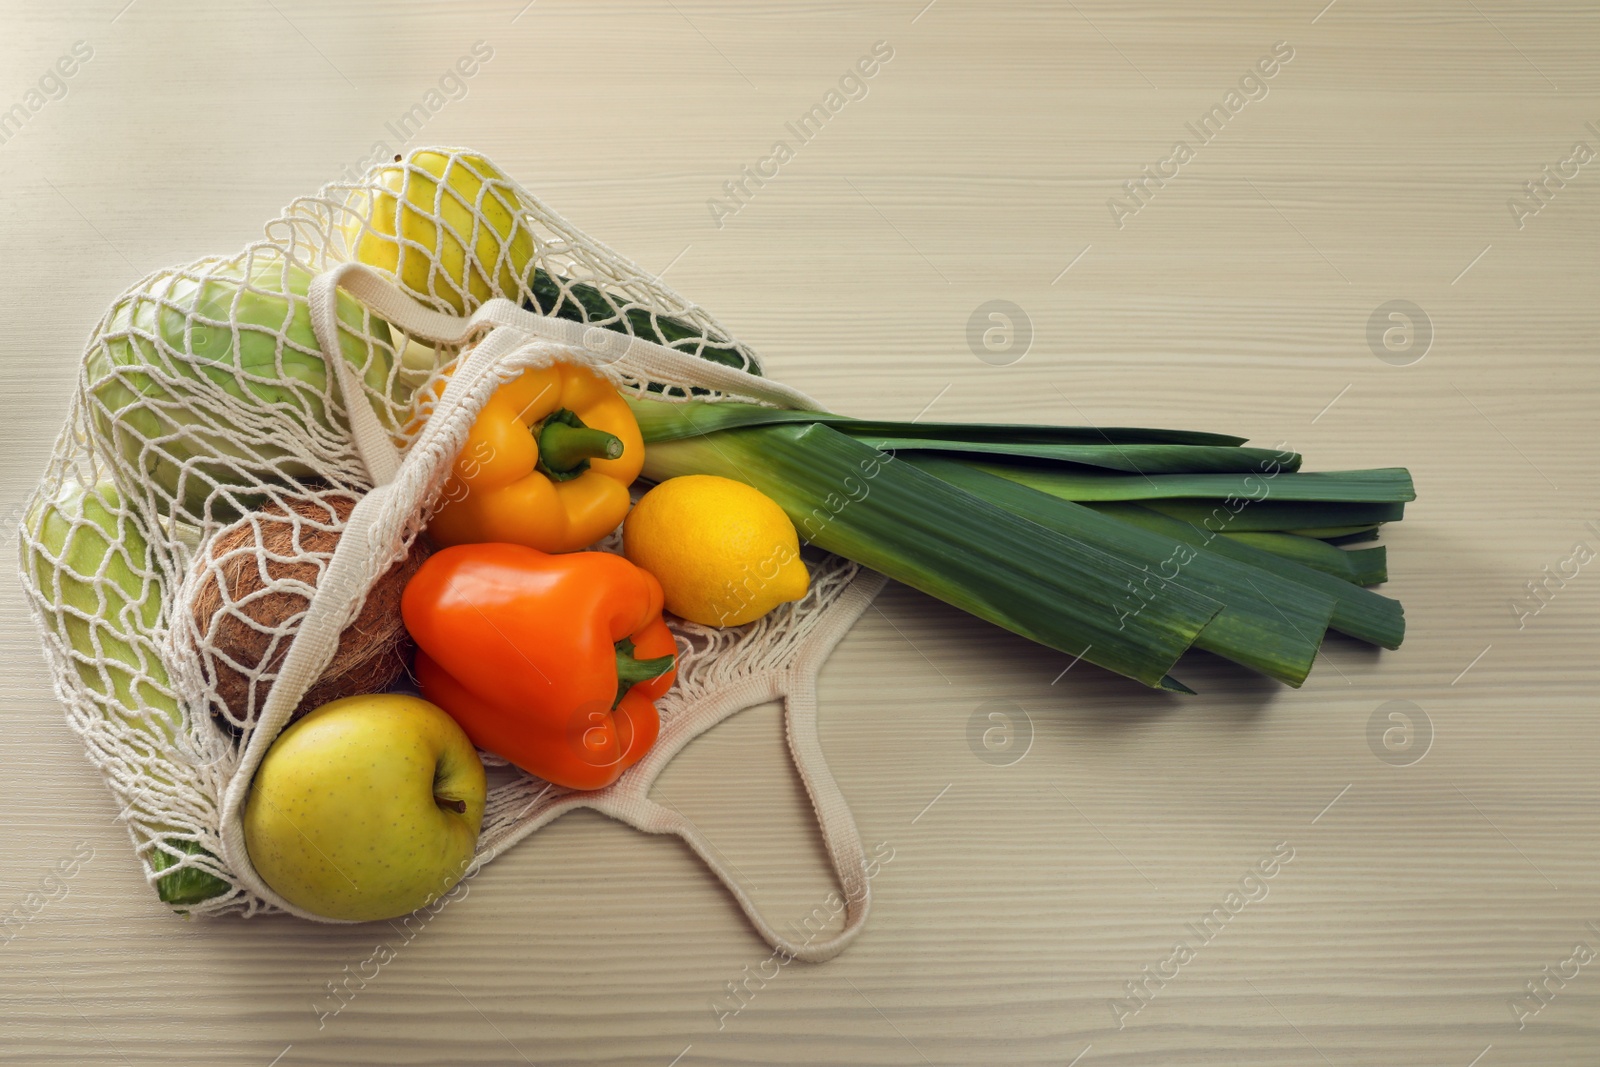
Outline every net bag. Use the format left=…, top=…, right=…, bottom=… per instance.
left=19, top=148, right=882, bottom=962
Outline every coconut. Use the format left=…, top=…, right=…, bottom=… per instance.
left=191, top=493, right=429, bottom=728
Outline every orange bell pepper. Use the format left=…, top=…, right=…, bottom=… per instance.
left=400, top=542, right=675, bottom=791
left=428, top=362, right=644, bottom=553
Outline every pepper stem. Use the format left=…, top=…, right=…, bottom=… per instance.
left=614, top=637, right=675, bottom=709
left=536, top=408, right=623, bottom=481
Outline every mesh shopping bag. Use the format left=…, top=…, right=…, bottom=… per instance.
left=19, top=148, right=880, bottom=962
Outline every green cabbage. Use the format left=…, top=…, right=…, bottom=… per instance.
left=84, top=250, right=395, bottom=521
left=26, top=480, right=229, bottom=905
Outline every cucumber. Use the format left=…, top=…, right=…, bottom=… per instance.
left=523, top=268, right=752, bottom=373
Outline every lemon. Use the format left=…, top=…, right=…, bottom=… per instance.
left=624, top=475, right=809, bottom=627
left=348, top=149, right=534, bottom=315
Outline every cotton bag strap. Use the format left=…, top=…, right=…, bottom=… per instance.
left=216, top=306, right=522, bottom=919
left=220, top=264, right=875, bottom=958
left=308, top=262, right=827, bottom=416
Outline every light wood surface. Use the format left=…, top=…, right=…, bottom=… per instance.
left=3, top=2, right=1597, bottom=1064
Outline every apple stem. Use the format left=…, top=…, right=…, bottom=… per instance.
left=435, top=796, right=468, bottom=814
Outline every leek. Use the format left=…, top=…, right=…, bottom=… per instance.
left=974, top=463, right=1415, bottom=505
left=630, top=396, right=1412, bottom=690
left=1220, top=532, right=1388, bottom=587
left=911, top=457, right=1336, bottom=686
left=1086, top=502, right=1404, bottom=648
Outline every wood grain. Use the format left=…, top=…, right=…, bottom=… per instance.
left=1, top=1, right=1597, bottom=1064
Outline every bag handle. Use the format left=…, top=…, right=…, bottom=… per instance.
left=215, top=333, right=523, bottom=919
left=587, top=569, right=888, bottom=963
left=308, top=264, right=824, bottom=491
left=629, top=673, right=875, bottom=964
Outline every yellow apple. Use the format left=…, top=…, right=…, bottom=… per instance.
left=244, top=695, right=486, bottom=921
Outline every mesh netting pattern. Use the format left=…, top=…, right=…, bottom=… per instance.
left=17, top=148, right=860, bottom=920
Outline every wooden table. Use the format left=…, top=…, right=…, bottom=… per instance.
left=2, top=2, right=1596, bottom=1063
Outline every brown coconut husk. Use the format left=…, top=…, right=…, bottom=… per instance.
left=191, top=493, right=430, bottom=728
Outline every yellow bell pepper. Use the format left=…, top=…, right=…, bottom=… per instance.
left=428, top=363, right=644, bottom=553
